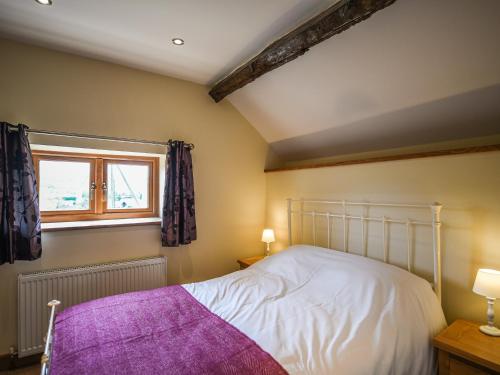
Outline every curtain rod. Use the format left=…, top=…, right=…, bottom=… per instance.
left=13, top=125, right=194, bottom=149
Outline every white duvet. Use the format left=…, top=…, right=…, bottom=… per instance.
left=183, top=245, right=446, bottom=375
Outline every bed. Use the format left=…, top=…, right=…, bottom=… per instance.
left=41, top=199, right=447, bottom=375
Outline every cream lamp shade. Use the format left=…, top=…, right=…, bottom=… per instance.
left=261, top=229, right=275, bottom=257
left=261, top=229, right=275, bottom=244
left=472, top=268, right=500, bottom=336
left=473, top=269, right=500, bottom=298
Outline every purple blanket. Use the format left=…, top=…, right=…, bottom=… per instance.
left=50, top=285, right=287, bottom=375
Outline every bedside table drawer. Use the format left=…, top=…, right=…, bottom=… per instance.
left=450, top=358, right=490, bottom=374
left=439, top=352, right=497, bottom=375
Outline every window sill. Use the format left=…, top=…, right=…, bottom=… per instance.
left=41, top=217, right=162, bottom=232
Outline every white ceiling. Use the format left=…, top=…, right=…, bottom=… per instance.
left=1, top=0, right=499, bottom=160
left=0, top=0, right=336, bottom=84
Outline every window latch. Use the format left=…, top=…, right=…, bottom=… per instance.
left=90, top=182, right=96, bottom=200
left=102, top=182, right=107, bottom=201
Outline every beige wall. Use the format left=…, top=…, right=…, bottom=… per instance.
left=266, top=151, right=500, bottom=324
left=0, top=38, right=268, bottom=353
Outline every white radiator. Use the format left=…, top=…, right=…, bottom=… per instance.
left=17, top=256, right=167, bottom=358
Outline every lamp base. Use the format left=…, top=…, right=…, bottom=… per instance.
left=265, top=243, right=271, bottom=257
left=479, top=325, right=500, bottom=336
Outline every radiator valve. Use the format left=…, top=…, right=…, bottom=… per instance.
left=9, top=346, right=17, bottom=358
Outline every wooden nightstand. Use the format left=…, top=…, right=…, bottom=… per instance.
left=237, top=255, right=265, bottom=270
left=433, top=319, right=500, bottom=374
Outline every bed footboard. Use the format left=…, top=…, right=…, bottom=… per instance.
left=40, top=300, right=61, bottom=375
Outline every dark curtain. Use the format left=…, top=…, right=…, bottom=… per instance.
left=161, top=140, right=196, bottom=247
left=0, top=123, right=42, bottom=265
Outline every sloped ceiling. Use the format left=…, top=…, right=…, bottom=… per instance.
left=1, top=0, right=499, bottom=162
left=228, top=0, right=500, bottom=160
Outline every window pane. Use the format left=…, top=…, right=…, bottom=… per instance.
left=107, top=163, right=149, bottom=209
left=39, top=160, right=91, bottom=211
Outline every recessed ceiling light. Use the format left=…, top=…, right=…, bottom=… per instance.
left=35, top=0, right=52, bottom=5
left=172, top=38, right=184, bottom=46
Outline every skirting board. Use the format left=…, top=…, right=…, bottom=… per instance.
left=0, top=352, right=40, bottom=371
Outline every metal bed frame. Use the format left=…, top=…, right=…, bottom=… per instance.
left=40, top=300, right=60, bottom=375
left=286, top=199, right=443, bottom=303
left=40, top=198, right=443, bottom=374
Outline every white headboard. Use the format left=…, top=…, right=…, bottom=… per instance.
left=286, top=199, right=443, bottom=303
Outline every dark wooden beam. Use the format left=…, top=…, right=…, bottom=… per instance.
left=209, top=0, right=397, bottom=102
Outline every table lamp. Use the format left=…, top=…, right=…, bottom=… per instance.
left=261, top=229, right=275, bottom=257
left=472, top=268, right=500, bottom=336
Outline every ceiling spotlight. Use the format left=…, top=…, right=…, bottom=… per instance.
left=172, top=38, right=184, bottom=46
left=35, top=0, right=52, bottom=5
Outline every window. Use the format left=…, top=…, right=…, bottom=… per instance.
left=33, top=150, right=159, bottom=222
